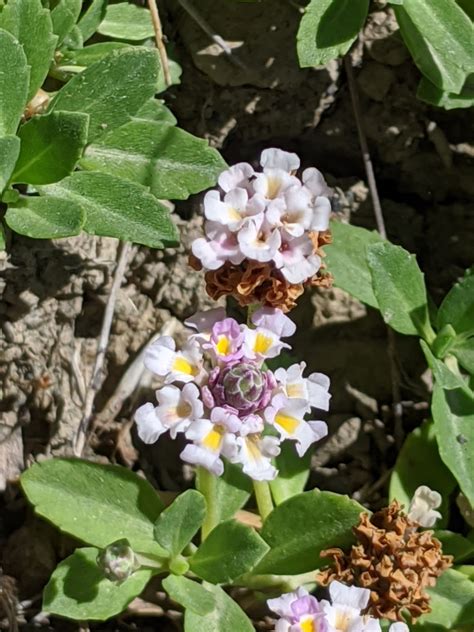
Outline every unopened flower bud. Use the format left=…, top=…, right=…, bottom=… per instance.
left=97, top=539, right=140, bottom=582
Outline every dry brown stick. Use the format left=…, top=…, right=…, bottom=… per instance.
left=74, top=242, right=132, bottom=456
left=344, top=51, right=404, bottom=447
left=147, top=0, right=172, bottom=87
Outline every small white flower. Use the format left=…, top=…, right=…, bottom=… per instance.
left=238, top=215, right=282, bottom=262
left=260, top=148, right=300, bottom=173
left=144, top=337, right=204, bottom=384
left=310, top=195, right=331, bottom=232
left=274, top=363, right=331, bottom=411
left=266, top=186, right=314, bottom=237
left=321, top=581, right=380, bottom=632
left=253, top=169, right=300, bottom=200
left=242, top=325, right=290, bottom=361
left=265, top=394, right=328, bottom=456
left=185, top=308, right=227, bottom=339
left=135, top=383, right=203, bottom=443
left=192, top=221, right=245, bottom=270
left=273, top=232, right=321, bottom=284
left=218, top=162, right=254, bottom=192
left=302, top=167, right=331, bottom=198
left=251, top=306, right=296, bottom=338
left=408, top=485, right=442, bottom=527
left=181, top=417, right=238, bottom=476
left=237, top=434, right=280, bottom=481
left=203, top=188, right=264, bottom=232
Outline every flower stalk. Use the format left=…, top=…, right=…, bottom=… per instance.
left=253, top=479, right=274, bottom=521
left=197, top=465, right=219, bottom=539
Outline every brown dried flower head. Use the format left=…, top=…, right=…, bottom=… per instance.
left=317, top=500, right=453, bottom=622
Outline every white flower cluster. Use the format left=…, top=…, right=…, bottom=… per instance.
left=192, top=148, right=332, bottom=284
left=134, top=307, right=330, bottom=481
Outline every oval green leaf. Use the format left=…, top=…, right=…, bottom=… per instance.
left=414, top=568, right=474, bottom=628
left=98, top=3, right=155, bottom=41
left=5, top=195, right=85, bottom=239
left=184, top=583, right=254, bottom=632
left=0, top=135, right=21, bottom=192
left=162, top=575, right=215, bottom=616
left=0, top=28, right=29, bottom=135
left=154, top=490, right=206, bottom=557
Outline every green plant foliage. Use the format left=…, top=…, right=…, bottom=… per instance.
left=389, top=420, right=456, bottom=527
left=43, top=547, right=154, bottom=621
left=162, top=575, right=215, bottom=616
left=432, top=383, right=474, bottom=506
left=0, top=0, right=58, bottom=100
left=367, top=241, right=434, bottom=341
left=39, top=171, right=179, bottom=247
left=12, top=111, right=89, bottom=185
left=0, top=224, right=5, bottom=250
left=190, top=520, right=269, bottom=583
left=421, top=342, right=471, bottom=392
left=297, top=0, right=369, bottom=67
left=77, top=0, right=108, bottom=42
left=437, top=271, right=474, bottom=374
left=270, top=441, right=310, bottom=505
left=80, top=120, right=227, bottom=200
left=414, top=568, right=474, bottom=628
left=51, top=0, right=82, bottom=46
left=154, top=490, right=206, bottom=557
left=21, top=458, right=166, bottom=555
left=0, top=28, right=29, bottom=135
left=98, top=2, right=155, bottom=41
left=434, top=531, right=474, bottom=563
left=50, top=48, right=160, bottom=141
left=134, top=99, right=177, bottom=126
left=0, top=135, right=20, bottom=192
left=60, top=41, right=130, bottom=68
left=198, top=462, right=252, bottom=524
left=324, top=221, right=382, bottom=308
left=394, top=0, right=473, bottom=94
left=5, top=195, right=85, bottom=239
left=417, top=76, right=474, bottom=110
left=255, top=490, right=364, bottom=575
left=184, top=583, right=254, bottom=632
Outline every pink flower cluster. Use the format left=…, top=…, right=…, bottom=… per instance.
left=191, top=148, right=331, bottom=284
left=268, top=582, right=409, bottom=632
left=135, top=307, right=330, bottom=480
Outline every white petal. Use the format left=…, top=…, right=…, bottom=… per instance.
left=408, top=485, right=443, bottom=527
left=191, top=237, right=223, bottom=270
left=307, top=372, right=331, bottom=410
left=185, top=308, right=226, bottom=334
left=302, top=167, right=330, bottom=197
left=311, top=196, right=331, bottom=231
left=144, top=336, right=176, bottom=376
left=329, top=580, right=370, bottom=611
left=279, top=254, right=320, bottom=284
left=252, top=307, right=296, bottom=337
left=260, top=148, right=300, bottom=172
left=389, top=624, right=410, bottom=632
left=135, top=402, right=166, bottom=444
left=180, top=444, right=224, bottom=476
left=218, top=163, right=254, bottom=192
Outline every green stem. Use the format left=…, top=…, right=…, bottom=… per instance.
left=253, top=480, right=274, bottom=521
left=197, top=466, right=218, bottom=540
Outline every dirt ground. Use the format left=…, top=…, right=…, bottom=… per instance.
left=0, top=1, right=473, bottom=629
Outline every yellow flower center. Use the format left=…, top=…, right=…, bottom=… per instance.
left=173, top=357, right=198, bottom=376
left=253, top=332, right=272, bottom=354
left=275, top=412, right=299, bottom=434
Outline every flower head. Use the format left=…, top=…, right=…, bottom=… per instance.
left=191, top=148, right=333, bottom=312
left=135, top=307, right=330, bottom=480
left=267, top=587, right=327, bottom=632
left=407, top=485, right=442, bottom=528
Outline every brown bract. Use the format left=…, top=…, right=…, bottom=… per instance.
left=189, top=230, right=333, bottom=312
left=317, top=501, right=453, bottom=622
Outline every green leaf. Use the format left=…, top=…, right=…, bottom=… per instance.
left=421, top=341, right=471, bottom=392
left=162, top=575, right=215, bottom=616
left=154, top=490, right=206, bottom=557
left=297, top=0, right=369, bottom=67
left=38, top=171, right=179, bottom=248
left=43, top=547, right=153, bottom=621
left=184, top=583, right=254, bottom=632
left=51, top=0, right=82, bottom=46
left=414, top=568, right=474, bottom=628
left=81, top=120, right=227, bottom=200
left=434, top=531, right=474, bottom=563
left=394, top=0, right=473, bottom=94
left=324, top=221, right=382, bottom=309
left=367, top=241, right=434, bottom=340
left=98, top=2, right=155, bottom=41
left=61, top=23, right=83, bottom=50
left=5, top=195, right=85, bottom=239
left=133, top=99, right=177, bottom=125
left=198, top=462, right=252, bottom=524
left=21, top=458, right=165, bottom=555
left=432, top=382, right=474, bottom=506
left=0, top=223, right=5, bottom=250
left=60, top=41, right=130, bottom=68
left=190, top=520, right=269, bottom=583
left=270, top=442, right=310, bottom=505
left=256, top=490, right=364, bottom=575
left=417, top=76, right=474, bottom=110
left=438, top=270, right=474, bottom=336
left=156, top=58, right=182, bottom=94
left=0, top=135, right=20, bottom=192
left=50, top=48, right=160, bottom=141
left=0, top=0, right=58, bottom=100
left=389, top=420, right=456, bottom=528
left=0, top=28, right=29, bottom=135
left=12, top=111, right=89, bottom=185
left=77, top=0, right=108, bottom=42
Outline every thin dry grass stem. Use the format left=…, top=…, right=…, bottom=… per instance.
left=344, top=49, right=404, bottom=447
left=147, top=0, right=172, bottom=87
left=74, top=242, right=132, bottom=456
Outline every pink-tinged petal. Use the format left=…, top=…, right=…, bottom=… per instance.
left=135, top=402, right=166, bottom=444
left=239, top=414, right=265, bottom=436
left=144, top=336, right=176, bottom=376
left=238, top=217, right=281, bottom=262
left=268, top=590, right=305, bottom=618
left=252, top=307, right=296, bottom=338
left=191, top=237, right=223, bottom=270
left=210, top=406, right=241, bottom=433
left=180, top=444, right=224, bottom=476
left=329, top=581, right=370, bottom=611
left=302, top=167, right=331, bottom=197
left=253, top=170, right=300, bottom=200
left=311, top=196, right=331, bottom=231
left=260, top=148, right=300, bottom=172
left=218, top=162, right=254, bottom=192
left=185, top=308, right=227, bottom=334
left=278, top=253, right=320, bottom=284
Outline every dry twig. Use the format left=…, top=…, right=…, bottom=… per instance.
left=147, top=0, right=172, bottom=87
